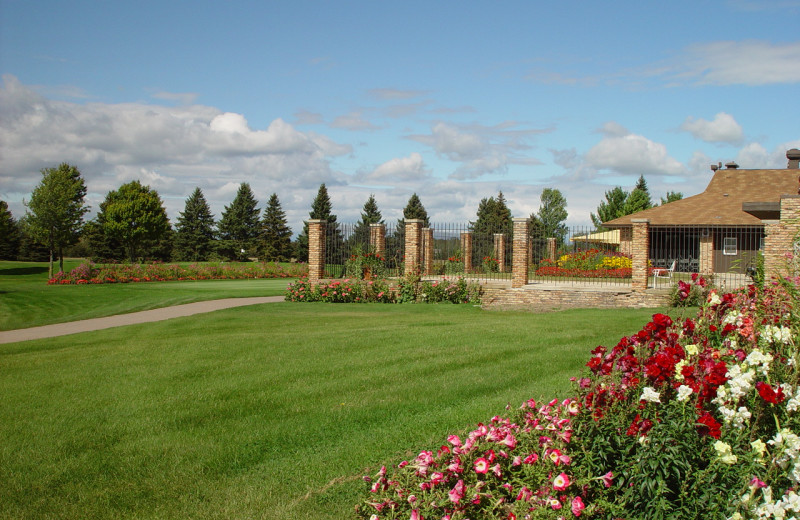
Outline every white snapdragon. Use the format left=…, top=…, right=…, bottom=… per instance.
left=640, top=386, right=661, bottom=403
left=714, top=441, right=738, bottom=464
left=723, top=310, right=742, bottom=326
left=676, top=385, right=693, bottom=402
left=708, top=291, right=722, bottom=306
left=762, top=325, right=794, bottom=346
left=770, top=429, right=800, bottom=483
left=745, top=349, right=773, bottom=377
left=685, top=343, right=699, bottom=356
left=787, top=388, right=800, bottom=414
left=674, top=359, right=687, bottom=381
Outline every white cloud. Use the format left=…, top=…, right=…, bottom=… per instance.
left=330, top=111, right=379, bottom=131
left=584, top=125, right=686, bottom=177
left=680, top=112, right=744, bottom=144
left=0, top=74, right=350, bottom=222
left=408, top=121, right=545, bottom=180
left=151, top=91, right=199, bottom=105
left=366, top=153, right=431, bottom=183
left=674, top=40, right=800, bottom=86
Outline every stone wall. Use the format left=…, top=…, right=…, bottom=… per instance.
left=482, top=286, right=671, bottom=312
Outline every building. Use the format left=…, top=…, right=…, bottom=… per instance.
left=603, top=149, right=800, bottom=275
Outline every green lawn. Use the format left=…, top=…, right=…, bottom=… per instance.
left=0, top=301, right=668, bottom=520
left=0, top=260, right=292, bottom=330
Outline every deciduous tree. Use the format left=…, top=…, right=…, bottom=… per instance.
left=99, top=180, right=170, bottom=262
left=591, top=186, right=629, bottom=229
left=24, top=163, right=89, bottom=277
left=532, top=188, right=568, bottom=247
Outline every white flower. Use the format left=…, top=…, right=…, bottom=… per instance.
left=708, top=291, right=722, bottom=306
left=714, top=441, right=738, bottom=464
left=639, top=386, right=661, bottom=403
left=676, top=385, right=693, bottom=402
left=685, top=343, right=699, bottom=356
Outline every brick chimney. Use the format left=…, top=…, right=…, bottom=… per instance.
left=788, top=148, right=800, bottom=169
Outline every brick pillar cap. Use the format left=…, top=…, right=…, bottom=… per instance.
left=781, top=195, right=800, bottom=199
left=512, top=217, right=529, bottom=223
left=494, top=233, right=504, bottom=237
left=308, top=219, right=325, bottom=223
left=423, top=227, right=433, bottom=231
left=369, top=222, right=385, bottom=227
left=405, top=219, right=424, bottom=224
left=631, top=218, right=650, bottom=223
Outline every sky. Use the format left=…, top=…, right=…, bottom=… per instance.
left=1, top=0, right=799, bottom=235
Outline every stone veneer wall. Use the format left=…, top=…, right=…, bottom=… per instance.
left=511, top=218, right=529, bottom=288
left=482, top=286, right=671, bottom=311
left=370, top=223, right=386, bottom=257
left=404, top=219, right=423, bottom=274
left=307, top=219, right=326, bottom=283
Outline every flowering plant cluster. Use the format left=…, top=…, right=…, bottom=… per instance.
left=346, top=246, right=388, bottom=280
left=357, top=277, right=800, bottom=519
left=537, top=251, right=635, bottom=279
left=48, top=260, right=307, bottom=285
left=483, top=256, right=500, bottom=273
left=444, top=253, right=465, bottom=276
left=285, top=276, right=482, bottom=305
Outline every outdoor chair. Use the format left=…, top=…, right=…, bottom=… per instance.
left=653, top=260, right=676, bottom=279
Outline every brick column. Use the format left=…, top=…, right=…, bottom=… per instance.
left=619, top=228, right=632, bottom=256
left=547, top=238, right=557, bottom=263
left=370, top=223, right=386, bottom=257
left=494, top=233, right=506, bottom=273
left=308, top=219, right=326, bottom=284
left=763, top=195, right=800, bottom=280
left=461, top=232, right=473, bottom=272
left=699, top=230, right=714, bottom=277
left=631, top=219, right=650, bottom=292
left=404, top=219, right=423, bottom=275
left=422, top=227, right=434, bottom=275
left=512, top=218, right=530, bottom=288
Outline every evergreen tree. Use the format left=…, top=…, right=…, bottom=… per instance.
left=471, top=192, right=513, bottom=265
left=534, top=188, right=568, bottom=247
left=622, top=175, right=654, bottom=215
left=98, top=180, right=170, bottom=262
left=16, top=222, right=49, bottom=261
left=24, top=163, right=89, bottom=277
left=660, top=191, right=683, bottom=205
left=351, top=194, right=384, bottom=247
left=295, top=184, right=343, bottom=262
left=218, top=183, right=261, bottom=261
left=0, top=200, right=20, bottom=260
left=84, top=218, right=122, bottom=262
left=173, top=187, right=216, bottom=261
left=259, top=193, right=293, bottom=262
left=590, top=186, right=629, bottom=229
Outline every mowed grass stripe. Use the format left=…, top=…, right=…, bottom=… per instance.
left=0, top=303, right=663, bottom=519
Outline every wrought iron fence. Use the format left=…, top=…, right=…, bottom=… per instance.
left=322, top=221, right=764, bottom=290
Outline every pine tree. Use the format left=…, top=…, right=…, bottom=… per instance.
left=173, top=187, right=216, bottom=261
left=622, top=175, right=654, bottom=215
left=470, top=192, right=513, bottom=264
left=259, top=193, right=293, bottom=262
left=590, top=186, right=629, bottom=229
left=351, top=194, right=384, bottom=247
left=0, top=200, right=20, bottom=260
left=295, top=184, right=343, bottom=262
left=218, top=183, right=261, bottom=261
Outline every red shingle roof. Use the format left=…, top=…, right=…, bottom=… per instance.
left=604, top=168, right=800, bottom=227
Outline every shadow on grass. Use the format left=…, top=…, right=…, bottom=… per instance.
left=0, top=267, right=49, bottom=276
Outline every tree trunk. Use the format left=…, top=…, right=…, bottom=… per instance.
left=48, top=248, right=54, bottom=279
left=58, top=246, right=64, bottom=274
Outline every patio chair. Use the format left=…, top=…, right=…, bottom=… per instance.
left=653, top=260, right=676, bottom=279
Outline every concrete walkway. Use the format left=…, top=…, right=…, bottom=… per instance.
left=0, top=296, right=284, bottom=345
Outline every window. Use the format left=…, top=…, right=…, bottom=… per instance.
left=723, top=237, right=737, bottom=256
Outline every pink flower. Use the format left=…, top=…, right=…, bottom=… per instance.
left=601, top=471, right=613, bottom=488
left=410, top=508, right=422, bottom=520
left=448, top=480, right=465, bottom=503
left=548, top=497, right=562, bottom=510
left=553, top=472, right=571, bottom=491
left=516, top=486, right=532, bottom=501
left=491, top=463, right=502, bottom=478
left=447, top=434, right=462, bottom=447
left=749, top=477, right=767, bottom=489
left=571, top=496, right=585, bottom=516
left=474, top=457, right=489, bottom=474
left=523, top=453, right=539, bottom=464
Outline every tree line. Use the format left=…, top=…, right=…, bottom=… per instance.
left=0, top=164, right=682, bottom=274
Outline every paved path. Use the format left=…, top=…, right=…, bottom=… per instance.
left=0, top=296, right=285, bottom=345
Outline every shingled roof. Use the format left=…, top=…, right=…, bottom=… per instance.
left=604, top=168, right=800, bottom=228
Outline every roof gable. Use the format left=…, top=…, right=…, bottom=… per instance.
left=604, top=169, right=800, bottom=227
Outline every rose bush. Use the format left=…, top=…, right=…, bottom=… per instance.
left=356, top=275, right=800, bottom=519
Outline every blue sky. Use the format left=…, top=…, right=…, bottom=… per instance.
left=1, top=0, right=798, bottom=233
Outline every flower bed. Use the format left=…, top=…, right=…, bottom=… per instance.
left=286, top=276, right=482, bottom=305
left=356, top=277, right=800, bottom=519
left=536, top=250, right=638, bottom=279
left=47, top=260, right=307, bottom=285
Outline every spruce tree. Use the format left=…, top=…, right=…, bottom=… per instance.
left=622, top=175, right=654, bottom=215
left=259, top=193, right=293, bottom=262
left=351, top=194, right=384, bottom=247
left=0, top=200, right=20, bottom=260
left=660, top=191, right=683, bottom=205
left=218, top=183, right=261, bottom=261
left=471, top=192, right=513, bottom=264
left=295, top=184, right=343, bottom=262
left=173, top=187, right=216, bottom=261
